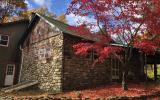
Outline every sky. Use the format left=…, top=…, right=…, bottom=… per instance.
left=25, top=0, right=98, bottom=31
left=25, top=0, right=137, bottom=33
left=25, top=0, right=71, bottom=16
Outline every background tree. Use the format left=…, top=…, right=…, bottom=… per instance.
left=57, top=14, right=67, bottom=23
left=20, top=7, right=57, bottom=20
left=21, top=8, right=67, bottom=24
left=0, top=0, right=27, bottom=23
left=67, top=0, right=160, bottom=90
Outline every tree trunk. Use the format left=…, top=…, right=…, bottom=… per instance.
left=122, top=63, right=128, bottom=90
left=122, top=71, right=128, bottom=90
left=145, top=65, right=148, bottom=82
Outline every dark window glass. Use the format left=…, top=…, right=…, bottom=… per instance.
left=7, top=65, right=14, bottom=75
left=0, top=40, right=7, bottom=45
left=0, top=35, right=9, bottom=46
left=1, top=35, right=8, bottom=40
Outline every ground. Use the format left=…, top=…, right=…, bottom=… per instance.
left=4, top=82, right=160, bottom=99
left=53, top=82, right=160, bottom=99
left=2, top=67, right=160, bottom=99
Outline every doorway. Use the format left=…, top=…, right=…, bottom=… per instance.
left=4, top=64, right=15, bottom=86
left=111, top=58, right=120, bottom=80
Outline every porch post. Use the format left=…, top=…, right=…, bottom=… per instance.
left=154, top=63, right=157, bottom=81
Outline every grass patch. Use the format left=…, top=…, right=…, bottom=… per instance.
left=145, top=65, right=160, bottom=79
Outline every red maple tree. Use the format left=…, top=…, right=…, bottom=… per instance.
left=67, top=0, right=160, bottom=90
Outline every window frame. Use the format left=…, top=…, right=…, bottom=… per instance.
left=38, top=48, right=46, bottom=60
left=111, top=57, right=120, bottom=80
left=91, top=50, right=98, bottom=61
left=0, top=34, right=9, bottom=47
left=38, top=48, right=51, bottom=60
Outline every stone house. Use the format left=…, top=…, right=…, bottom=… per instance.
left=1, top=13, right=159, bottom=93
left=18, top=13, right=146, bottom=92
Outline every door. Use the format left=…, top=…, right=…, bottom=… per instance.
left=4, top=64, right=15, bottom=86
left=111, top=58, right=119, bottom=80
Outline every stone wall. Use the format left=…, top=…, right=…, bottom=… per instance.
left=62, top=34, right=111, bottom=91
left=20, top=19, right=63, bottom=92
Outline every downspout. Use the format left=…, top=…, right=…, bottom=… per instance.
left=18, top=45, right=24, bottom=83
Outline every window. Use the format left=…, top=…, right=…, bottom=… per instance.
left=92, top=50, right=98, bottom=61
left=38, top=48, right=46, bottom=60
left=6, top=65, right=14, bottom=75
left=0, top=35, right=9, bottom=46
left=45, top=48, right=51, bottom=58
left=38, top=48, right=51, bottom=60
left=111, top=58, right=120, bottom=80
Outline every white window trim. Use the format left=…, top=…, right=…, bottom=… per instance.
left=0, top=34, right=9, bottom=47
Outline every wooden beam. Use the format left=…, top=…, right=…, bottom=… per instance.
left=1, top=80, right=38, bottom=93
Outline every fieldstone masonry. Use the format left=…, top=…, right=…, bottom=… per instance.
left=20, top=19, right=63, bottom=92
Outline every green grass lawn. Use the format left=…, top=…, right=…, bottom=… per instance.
left=146, top=64, right=160, bottom=79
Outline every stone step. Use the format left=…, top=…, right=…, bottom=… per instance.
left=1, top=80, right=38, bottom=93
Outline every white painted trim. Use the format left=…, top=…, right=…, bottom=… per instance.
left=110, top=43, right=127, bottom=47
left=0, top=34, right=9, bottom=47
left=18, top=46, right=23, bottom=83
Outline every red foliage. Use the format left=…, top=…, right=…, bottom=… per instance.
left=134, top=40, right=157, bottom=55
left=54, top=83, right=160, bottom=99
left=98, top=46, right=123, bottom=62
left=73, top=42, right=93, bottom=56
left=73, top=42, right=123, bottom=63
left=67, top=0, right=160, bottom=62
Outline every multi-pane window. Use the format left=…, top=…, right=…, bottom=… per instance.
left=0, top=35, right=9, bottom=46
left=38, top=48, right=46, bottom=60
left=6, top=65, right=14, bottom=75
left=38, top=48, right=51, bottom=60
